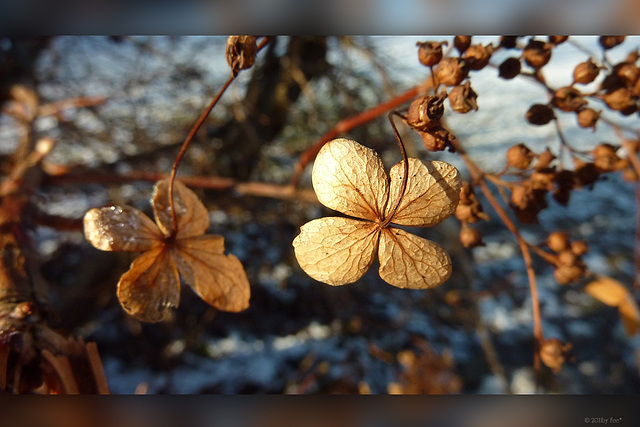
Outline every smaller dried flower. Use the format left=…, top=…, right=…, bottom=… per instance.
left=84, top=179, right=251, bottom=322
left=540, top=338, right=572, bottom=373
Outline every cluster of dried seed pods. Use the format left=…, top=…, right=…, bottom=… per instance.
left=455, top=182, right=489, bottom=248
left=545, top=231, right=588, bottom=285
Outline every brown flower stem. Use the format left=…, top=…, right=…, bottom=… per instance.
left=167, top=36, right=271, bottom=238
left=168, top=75, right=235, bottom=238
left=290, top=79, right=435, bottom=188
left=381, top=111, right=409, bottom=227
left=528, top=244, right=559, bottom=265
left=449, top=138, right=545, bottom=384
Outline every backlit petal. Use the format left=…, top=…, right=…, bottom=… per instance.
left=117, top=245, right=180, bottom=322
left=378, top=227, right=452, bottom=289
left=312, top=138, right=389, bottom=221
left=386, top=159, right=461, bottom=227
left=83, top=205, right=161, bottom=252
left=152, top=178, right=210, bottom=238
left=173, top=235, right=250, bottom=312
left=292, top=216, right=379, bottom=286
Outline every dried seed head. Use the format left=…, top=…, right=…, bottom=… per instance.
left=536, top=148, right=556, bottom=170
left=540, top=338, right=571, bottom=373
left=406, top=93, right=446, bottom=131
left=530, top=168, right=555, bottom=191
left=464, top=43, right=493, bottom=71
left=603, top=88, right=638, bottom=114
left=460, top=224, right=483, bottom=248
left=454, top=36, right=472, bottom=54
left=499, top=36, right=519, bottom=49
left=577, top=108, right=601, bottom=130
left=523, top=39, right=552, bottom=69
left=614, top=157, right=629, bottom=171
left=499, top=57, right=521, bottom=80
left=510, top=182, right=547, bottom=214
left=599, top=36, right=625, bottom=50
left=547, top=231, right=570, bottom=252
left=435, top=57, right=469, bottom=87
left=526, top=104, right=555, bottom=125
left=226, top=36, right=258, bottom=77
left=573, top=58, right=600, bottom=85
left=510, top=181, right=548, bottom=223
left=573, top=159, right=600, bottom=187
left=506, top=143, right=534, bottom=169
left=554, top=264, right=586, bottom=285
left=570, top=240, right=589, bottom=256
left=552, top=86, right=587, bottom=112
left=548, top=36, right=569, bottom=45
left=592, top=143, right=617, bottom=159
left=558, top=249, right=578, bottom=267
left=623, top=168, right=639, bottom=182
left=613, top=62, right=640, bottom=87
left=510, top=184, right=531, bottom=210
left=417, top=41, right=447, bottom=67
left=448, top=81, right=478, bottom=113
left=421, top=126, right=455, bottom=152
left=454, top=190, right=489, bottom=224
left=593, top=143, right=620, bottom=173
left=552, top=170, right=575, bottom=206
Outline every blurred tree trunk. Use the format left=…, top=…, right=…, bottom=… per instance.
left=214, top=36, right=330, bottom=180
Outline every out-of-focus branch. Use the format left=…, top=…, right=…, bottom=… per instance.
left=290, top=78, right=434, bottom=188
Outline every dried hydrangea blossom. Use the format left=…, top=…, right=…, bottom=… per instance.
left=293, top=138, right=461, bottom=289
left=84, top=179, right=250, bottom=322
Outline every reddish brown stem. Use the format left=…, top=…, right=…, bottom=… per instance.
left=168, top=75, right=235, bottom=237
left=450, top=139, right=544, bottom=382
left=381, top=112, right=409, bottom=227
left=168, top=36, right=271, bottom=237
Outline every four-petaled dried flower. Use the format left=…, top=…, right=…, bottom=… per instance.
left=292, top=138, right=461, bottom=289
left=83, top=179, right=251, bottom=322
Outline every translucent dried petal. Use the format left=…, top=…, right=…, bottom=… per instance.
left=117, top=245, right=180, bottom=323
left=378, top=228, right=451, bottom=289
left=312, top=138, right=389, bottom=222
left=83, top=205, right=160, bottom=252
left=386, top=159, right=461, bottom=227
left=152, top=179, right=210, bottom=238
left=173, top=235, right=250, bottom=312
left=292, top=217, right=380, bottom=286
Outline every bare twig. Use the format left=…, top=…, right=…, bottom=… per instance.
left=290, top=78, right=435, bottom=188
